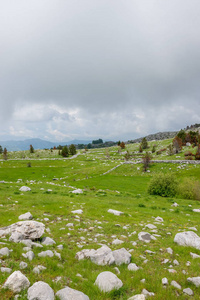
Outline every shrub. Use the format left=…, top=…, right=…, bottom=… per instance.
left=69, top=144, right=77, bottom=155
left=120, top=142, right=125, bottom=149
left=184, top=151, right=193, bottom=156
left=141, top=137, right=148, bottom=149
left=177, top=178, right=200, bottom=201
left=148, top=173, right=177, bottom=197
left=61, top=146, right=69, bottom=157
left=142, top=152, right=151, bottom=172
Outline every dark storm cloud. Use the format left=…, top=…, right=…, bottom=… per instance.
left=0, top=1, right=200, bottom=140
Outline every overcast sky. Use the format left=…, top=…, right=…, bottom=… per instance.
left=0, top=1, right=200, bottom=142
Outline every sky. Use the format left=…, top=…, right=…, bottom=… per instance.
left=0, top=0, right=200, bottom=142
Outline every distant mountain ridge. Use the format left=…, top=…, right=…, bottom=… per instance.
left=128, top=131, right=178, bottom=144
left=0, top=138, right=92, bottom=151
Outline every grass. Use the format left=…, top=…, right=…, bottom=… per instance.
left=0, top=142, right=200, bottom=299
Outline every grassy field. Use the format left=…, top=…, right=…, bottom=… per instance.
left=0, top=141, right=200, bottom=299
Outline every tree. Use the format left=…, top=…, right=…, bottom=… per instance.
left=139, top=145, right=143, bottom=153
left=61, top=146, right=69, bottom=157
left=152, top=145, right=156, bottom=153
left=117, top=141, right=121, bottom=146
left=141, top=137, right=148, bottom=149
left=3, top=148, right=8, bottom=160
left=168, top=144, right=173, bottom=156
left=69, top=144, right=77, bottom=155
left=142, top=151, right=151, bottom=172
left=0, top=145, right=2, bottom=154
left=120, top=142, right=125, bottom=149
left=173, top=136, right=182, bottom=153
left=177, top=129, right=186, bottom=145
left=92, top=139, right=103, bottom=145
left=30, top=144, right=34, bottom=153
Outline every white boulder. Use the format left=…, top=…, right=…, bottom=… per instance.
left=56, top=286, right=89, bottom=300
left=3, top=271, right=30, bottom=293
left=108, top=209, right=123, bottom=216
left=18, top=212, right=33, bottom=220
left=112, top=248, right=131, bottom=265
left=174, top=231, right=200, bottom=250
left=19, top=186, right=31, bottom=192
left=95, top=271, right=123, bottom=292
left=27, top=281, right=54, bottom=300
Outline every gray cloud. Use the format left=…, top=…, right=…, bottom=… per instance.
left=0, top=1, right=200, bottom=141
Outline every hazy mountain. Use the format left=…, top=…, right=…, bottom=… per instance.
left=0, top=138, right=92, bottom=151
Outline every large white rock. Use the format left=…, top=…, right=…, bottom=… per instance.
left=187, top=277, right=200, bottom=287
left=56, top=286, right=89, bottom=300
left=89, top=245, right=115, bottom=266
left=112, top=248, right=131, bottom=265
left=3, top=271, right=30, bottom=293
left=19, top=186, right=31, bottom=192
left=108, top=209, right=123, bottom=216
left=71, top=209, right=83, bottom=214
left=18, top=212, right=33, bottom=220
left=27, top=281, right=54, bottom=300
left=174, top=231, right=200, bottom=250
left=95, top=271, right=123, bottom=292
left=0, top=221, right=45, bottom=242
left=128, top=263, right=139, bottom=271
left=193, top=209, right=200, bottom=213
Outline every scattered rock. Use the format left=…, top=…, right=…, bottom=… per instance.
left=155, top=216, right=163, bottom=222
left=128, top=295, right=145, bottom=300
left=38, top=250, right=54, bottom=258
left=3, top=271, right=30, bottom=293
left=56, top=286, right=89, bottom=300
left=0, top=247, right=10, bottom=257
left=20, top=262, right=28, bottom=269
left=41, top=237, right=56, bottom=245
left=193, top=209, right=200, bottom=213
left=128, top=263, right=139, bottom=271
left=190, top=252, right=200, bottom=259
left=71, top=209, right=83, bottom=214
left=162, top=278, right=168, bottom=285
left=0, top=221, right=45, bottom=242
left=107, top=209, right=123, bottom=216
left=27, top=281, right=54, bottom=300
left=95, top=271, right=123, bottom=292
left=18, top=212, right=33, bottom=220
left=71, top=189, right=83, bottom=194
left=183, top=288, right=194, bottom=296
left=141, top=288, right=155, bottom=297
left=138, top=232, right=156, bottom=243
left=174, top=231, right=200, bottom=250
left=187, top=276, right=200, bottom=287
left=112, top=248, right=131, bottom=265
left=166, top=247, right=173, bottom=254
left=19, top=186, right=31, bottom=192
left=171, top=280, right=181, bottom=290
left=23, top=250, right=35, bottom=261
left=1, top=267, right=12, bottom=273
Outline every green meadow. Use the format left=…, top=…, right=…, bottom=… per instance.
left=0, top=140, right=200, bottom=299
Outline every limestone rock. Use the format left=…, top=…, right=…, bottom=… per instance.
left=138, top=232, right=156, bottom=243
left=3, top=271, right=30, bottom=293
left=27, top=281, right=54, bottom=300
left=90, top=245, right=115, bottom=266
left=38, top=250, right=54, bottom=258
left=128, top=295, right=145, bottom=300
left=174, top=231, right=200, bottom=250
left=0, top=221, right=45, bottom=242
left=190, top=252, right=200, bottom=259
left=108, top=209, right=123, bottom=216
left=56, top=286, right=89, bottom=300
left=19, top=186, right=31, bottom=192
left=41, top=237, right=56, bottom=245
left=0, top=247, right=10, bottom=257
left=112, top=248, right=131, bottom=265
left=71, top=209, right=83, bottom=214
left=183, top=288, right=194, bottom=296
left=1, top=267, right=12, bottom=273
left=128, top=263, right=139, bottom=271
left=95, top=271, right=123, bottom=292
left=187, top=276, right=200, bottom=287
left=162, top=278, right=168, bottom=285
left=71, top=189, right=83, bottom=194
left=18, top=212, right=33, bottom=220
left=171, top=280, right=181, bottom=290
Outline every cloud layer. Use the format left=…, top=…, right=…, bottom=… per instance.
left=0, top=1, right=200, bottom=141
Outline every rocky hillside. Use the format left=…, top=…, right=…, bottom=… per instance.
left=128, top=131, right=177, bottom=143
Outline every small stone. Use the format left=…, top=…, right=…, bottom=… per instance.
left=38, top=250, right=54, bottom=258
left=183, top=288, right=194, bottom=296
left=41, top=237, right=56, bottom=245
left=0, top=247, right=10, bottom=257
left=3, top=271, right=30, bottom=293
left=20, top=262, right=28, bottom=269
left=187, top=276, right=200, bottom=287
left=171, top=280, right=181, bottom=290
left=128, top=263, right=139, bottom=271
left=56, top=286, right=89, bottom=300
left=27, top=281, right=54, bottom=300
left=162, top=278, right=168, bottom=285
left=1, top=267, right=12, bottom=273
left=166, top=247, right=173, bottom=254
left=108, top=209, right=123, bottom=216
left=190, top=252, right=200, bottom=259
left=128, top=295, right=146, bottom=300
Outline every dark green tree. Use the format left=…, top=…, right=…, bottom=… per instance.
left=3, top=147, right=8, bottom=160
left=141, top=137, right=148, bottom=149
left=0, top=145, right=3, bottom=154
left=30, top=144, right=34, bottom=153
left=61, top=146, right=69, bottom=157
left=177, top=129, right=186, bottom=145
left=69, top=144, right=77, bottom=155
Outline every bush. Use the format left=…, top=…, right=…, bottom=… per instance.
left=177, top=178, right=200, bottom=200
left=148, top=173, right=177, bottom=197
left=142, top=152, right=151, bottom=172
left=61, top=146, right=69, bottom=157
